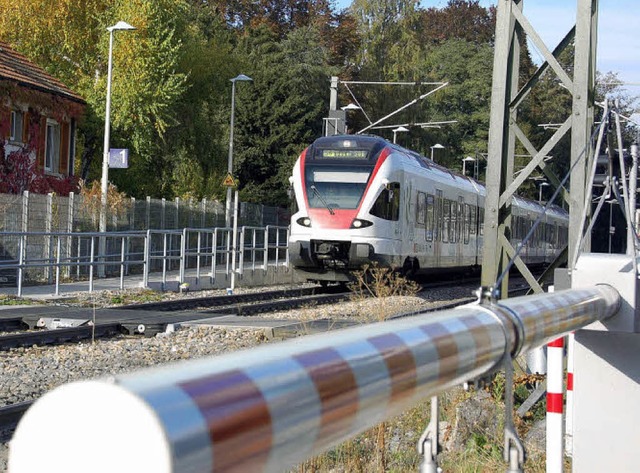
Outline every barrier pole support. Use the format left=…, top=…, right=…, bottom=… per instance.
left=546, top=336, right=565, bottom=473
left=565, top=332, right=575, bottom=456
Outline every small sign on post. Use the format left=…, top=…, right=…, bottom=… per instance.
left=109, top=149, right=129, bottom=168
left=222, top=172, right=237, bottom=187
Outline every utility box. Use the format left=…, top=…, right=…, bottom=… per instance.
left=570, top=253, right=640, bottom=472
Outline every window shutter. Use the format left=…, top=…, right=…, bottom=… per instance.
left=59, top=122, right=70, bottom=175
left=22, top=111, right=29, bottom=143
left=36, top=116, right=46, bottom=169
left=2, top=109, right=9, bottom=139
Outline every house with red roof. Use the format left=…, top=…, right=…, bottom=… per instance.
left=0, top=41, right=85, bottom=194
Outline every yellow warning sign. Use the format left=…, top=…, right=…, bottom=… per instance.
left=222, top=172, right=237, bottom=187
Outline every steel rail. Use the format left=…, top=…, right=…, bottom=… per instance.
left=0, top=401, right=33, bottom=433
left=9, top=285, right=620, bottom=473
left=0, top=323, right=121, bottom=350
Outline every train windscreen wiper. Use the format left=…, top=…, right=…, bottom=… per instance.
left=310, top=185, right=335, bottom=215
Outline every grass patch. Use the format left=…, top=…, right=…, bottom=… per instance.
left=0, top=294, right=38, bottom=305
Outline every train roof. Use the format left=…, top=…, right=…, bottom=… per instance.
left=307, top=135, right=567, bottom=218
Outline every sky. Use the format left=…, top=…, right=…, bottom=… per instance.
left=333, top=0, right=640, bottom=89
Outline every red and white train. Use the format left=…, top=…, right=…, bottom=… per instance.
left=288, top=135, right=568, bottom=283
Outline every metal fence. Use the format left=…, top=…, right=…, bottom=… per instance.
left=0, top=191, right=290, bottom=234
left=0, top=191, right=291, bottom=289
left=0, top=226, right=290, bottom=296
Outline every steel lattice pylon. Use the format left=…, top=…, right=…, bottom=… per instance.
left=481, top=0, right=598, bottom=296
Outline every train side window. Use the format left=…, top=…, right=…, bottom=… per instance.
left=464, top=204, right=471, bottom=244
left=442, top=199, right=450, bottom=243
left=370, top=182, right=400, bottom=221
left=449, top=201, right=456, bottom=243
left=435, top=190, right=443, bottom=241
left=416, top=192, right=426, bottom=226
left=479, top=208, right=484, bottom=235
left=470, top=205, right=477, bottom=235
left=426, top=194, right=435, bottom=241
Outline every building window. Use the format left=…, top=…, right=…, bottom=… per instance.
left=10, top=111, right=24, bottom=142
left=45, top=120, right=60, bottom=173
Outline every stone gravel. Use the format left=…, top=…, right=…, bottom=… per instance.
left=0, top=282, right=478, bottom=471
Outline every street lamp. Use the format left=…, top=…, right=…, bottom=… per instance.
left=341, top=103, right=361, bottom=111
left=341, top=103, right=361, bottom=134
left=430, top=143, right=445, bottom=162
left=538, top=181, right=550, bottom=203
left=100, top=21, right=136, bottom=235
left=392, top=126, right=409, bottom=144
left=225, top=74, right=253, bottom=228
left=462, top=156, right=475, bottom=176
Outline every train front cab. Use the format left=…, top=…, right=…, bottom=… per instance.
left=289, top=136, right=403, bottom=282
left=290, top=181, right=402, bottom=282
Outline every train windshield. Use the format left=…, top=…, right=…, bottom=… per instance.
left=305, top=165, right=372, bottom=210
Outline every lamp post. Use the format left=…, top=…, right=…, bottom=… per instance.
left=100, top=21, right=136, bottom=235
left=538, top=181, right=550, bottom=203
left=462, top=156, right=476, bottom=176
left=225, top=74, right=252, bottom=228
left=340, top=103, right=361, bottom=134
left=392, top=126, right=409, bottom=144
left=430, top=143, right=445, bottom=162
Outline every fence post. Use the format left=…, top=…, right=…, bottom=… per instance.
left=143, top=230, right=150, bottom=288
left=21, top=190, right=29, bottom=233
left=89, top=236, right=95, bottom=293
left=45, top=192, right=53, bottom=282
left=130, top=197, right=136, bottom=230
left=146, top=196, right=151, bottom=229
left=161, top=198, right=166, bottom=229
left=263, top=227, right=269, bottom=272
left=175, top=197, right=180, bottom=229
left=17, top=234, right=24, bottom=297
left=179, top=228, right=186, bottom=284
left=65, top=192, right=74, bottom=278
left=201, top=198, right=206, bottom=228
left=55, top=237, right=61, bottom=296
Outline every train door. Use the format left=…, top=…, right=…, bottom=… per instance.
left=457, top=197, right=464, bottom=266
left=434, top=189, right=443, bottom=268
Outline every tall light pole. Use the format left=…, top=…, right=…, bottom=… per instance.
left=100, top=21, right=136, bottom=235
left=430, top=143, right=445, bottom=162
left=225, top=74, right=252, bottom=228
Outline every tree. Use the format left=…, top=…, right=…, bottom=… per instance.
left=232, top=25, right=337, bottom=205
left=0, top=0, right=190, bottom=197
left=418, top=0, right=495, bottom=46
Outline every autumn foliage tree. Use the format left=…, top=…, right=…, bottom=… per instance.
left=1, top=0, right=636, bottom=206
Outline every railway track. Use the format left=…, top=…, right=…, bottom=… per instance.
left=0, top=323, right=122, bottom=350
left=0, top=286, right=351, bottom=350
left=0, top=401, right=32, bottom=437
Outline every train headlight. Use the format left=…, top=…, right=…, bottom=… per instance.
left=350, top=219, right=373, bottom=229
left=296, top=217, right=312, bottom=227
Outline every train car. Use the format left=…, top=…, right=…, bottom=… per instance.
left=288, top=134, right=568, bottom=283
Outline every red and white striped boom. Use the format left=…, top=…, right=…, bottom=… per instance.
left=9, top=285, right=619, bottom=473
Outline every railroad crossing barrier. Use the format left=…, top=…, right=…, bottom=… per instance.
left=9, top=284, right=620, bottom=473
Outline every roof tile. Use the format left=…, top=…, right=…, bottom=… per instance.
left=0, top=41, right=85, bottom=103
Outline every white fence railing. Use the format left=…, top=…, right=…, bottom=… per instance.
left=0, top=226, right=289, bottom=296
